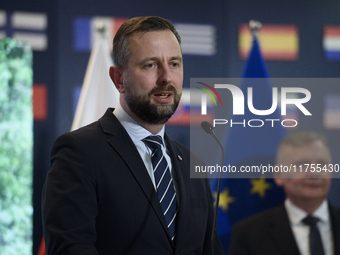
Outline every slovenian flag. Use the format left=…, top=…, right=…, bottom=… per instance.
left=323, top=26, right=340, bottom=61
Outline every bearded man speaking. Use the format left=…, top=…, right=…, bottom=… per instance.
left=42, top=16, right=224, bottom=255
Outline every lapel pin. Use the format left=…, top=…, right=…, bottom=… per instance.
left=177, top=155, right=183, bottom=161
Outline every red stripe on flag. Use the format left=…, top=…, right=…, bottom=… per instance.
left=239, top=24, right=298, bottom=35
left=113, top=18, right=128, bottom=35
left=33, top=84, right=48, bottom=121
left=239, top=49, right=298, bottom=60
left=324, top=26, right=340, bottom=37
left=109, top=18, right=129, bottom=51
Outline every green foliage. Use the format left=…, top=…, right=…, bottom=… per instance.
left=0, top=38, right=33, bottom=255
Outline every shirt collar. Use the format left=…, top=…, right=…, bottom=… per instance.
left=285, top=198, right=329, bottom=225
left=313, top=199, right=329, bottom=223
left=113, top=103, right=165, bottom=145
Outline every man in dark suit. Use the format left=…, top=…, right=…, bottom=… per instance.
left=42, top=16, right=223, bottom=255
left=229, top=131, right=340, bottom=255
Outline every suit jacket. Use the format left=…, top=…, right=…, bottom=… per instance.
left=229, top=203, right=340, bottom=255
left=42, top=108, right=224, bottom=255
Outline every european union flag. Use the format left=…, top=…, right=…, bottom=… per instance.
left=212, top=36, right=286, bottom=254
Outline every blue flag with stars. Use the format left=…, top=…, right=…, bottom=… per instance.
left=211, top=36, right=286, bottom=254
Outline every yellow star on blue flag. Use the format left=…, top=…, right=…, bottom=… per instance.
left=214, top=188, right=235, bottom=212
left=250, top=178, right=272, bottom=198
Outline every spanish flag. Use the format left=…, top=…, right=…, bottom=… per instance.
left=239, top=23, right=299, bottom=61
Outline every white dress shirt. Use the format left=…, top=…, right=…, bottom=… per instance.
left=113, top=104, right=173, bottom=191
left=285, top=198, right=333, bottom=255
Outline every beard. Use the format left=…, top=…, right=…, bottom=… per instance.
left=125, top=85, right=181, bottom=125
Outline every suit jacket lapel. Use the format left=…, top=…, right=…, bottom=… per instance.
left=164, top=134, right=190, bottom=249
left=99, top=109, right=173, bottom=245
left=270, top=202, right=340, bottom=255
left=269, top=204, right=301, bottom=255
left=329, top=203, right=340, bottom=255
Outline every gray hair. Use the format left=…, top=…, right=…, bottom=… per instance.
left=276, top=131, right=329, bottom=162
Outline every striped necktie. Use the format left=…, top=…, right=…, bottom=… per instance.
left=143, top=135, right=177, bottom=241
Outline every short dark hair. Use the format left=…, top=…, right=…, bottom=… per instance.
left=112, top=16, right=181, bottom=70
